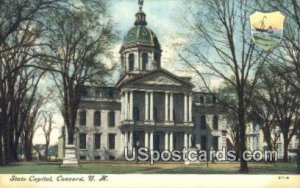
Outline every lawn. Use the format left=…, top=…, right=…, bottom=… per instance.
left=0, top=161, right=298, bottom=174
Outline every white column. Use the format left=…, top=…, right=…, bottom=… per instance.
left=184, top=133, right=188, bottom=148
left=188, top=134, right=192, bottom=149
left=150, top=91, right=153, bottom=121
left=184, top=94, right=187, bottom=122
left=129, top=131, right=133, bottom=149
left=170, top=93, right=173, bottom=121
left=164, top=132, right=169, bottom=150
left=124, top=132, right=128, bottom=147
left=124, top=91, right=128, bottom=120
left=145, top=132, right=149, bottom=148
left=188, top=94, right=192, bottom=122
left=165, top=92, right=169, bottom=121
left=129, top=91, right=133, bottom=120
left=169, top=132, right=173, bottom=150
left=149, top=132, right=154, bottom=150
left=145, top=92, right=149, bottom=121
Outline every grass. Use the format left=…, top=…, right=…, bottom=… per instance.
left=0, top=161, right=298, bottom=174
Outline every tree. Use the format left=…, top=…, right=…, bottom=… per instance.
left=255, top=66, right=300, bottom=162
left=180, top=0, right=271, bottom=172
left=22, top=93, right=49, bottom=161
left=39, top=110, right=56, bottom=161
left=44, top=2, right=115, bottom=147
left=0, top=0, right=64, bottom=166
left=257, top=0, right=300, bottom=172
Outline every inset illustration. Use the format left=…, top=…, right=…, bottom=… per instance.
left=250, top=11, right=285, bottom=50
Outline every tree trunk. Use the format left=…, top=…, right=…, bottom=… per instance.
left=283, top=134, right=289, bottom=162
left=238, top=91, right=248, bottom=173
left=4, top=125, right=11, bottom=164
left=235, top=129, right=240, bottom=161
left=0, top=128, right=3, bottom=166
left=67, top=128, right=75, bottom=145
left=24, top=135, right=32, bottom=161
left=45, top=140, right=49, bottom=161
left=297, top=126, right=300, bottom=173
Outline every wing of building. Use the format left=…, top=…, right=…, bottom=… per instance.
left=60, top=1, right=229, bottom=161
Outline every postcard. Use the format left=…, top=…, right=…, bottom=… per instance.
left=0, top=0, right=299, bottom=188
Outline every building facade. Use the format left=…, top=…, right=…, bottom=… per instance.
left=246, top=122, right=299, bottom=160
left=73, top=1, right=228, bottom=160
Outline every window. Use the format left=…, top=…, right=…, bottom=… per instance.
left=80, top=156, right=86, bottom=160
left=154, top=52, right=159, bottom=63
left=79, top=133, right=86, bottom=149
left=213, top=136, right=219, bottom=150
left=133, top=107, right=140, bottom=121
left=128, top=53, right=134, bottom=71
left=108, top=111, right=115, bottom=127
left=108, top=89, right=114, bottom=98
left=81, top=90, right=88, bottom=97
left=108, top=134, right=115, bottom=150
left=201, top=136, right=207, bottom=150
left=200, top=96, right=204, bottom=104
left=213, top=115, right=218, bottom=130
left=79, top=111, right=86, bottom=126
left=94, top=111, right=101, bottom=126
left=94, top=156, right=101, bottom=160
left=200, top=115, right=206, bottom=129
left=191, top=135, right=196, bottom=147
left=142, top=53, right=148, bottom=70
left=173, top=109, right=176, bottom=121
left=213, top=96, right=217, bottom=104
left=94, top=134, right=101, bottom=149
left=153, top=107, right=158, bottom=121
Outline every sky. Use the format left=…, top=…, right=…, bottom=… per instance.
left=33, top=0, right=221, bottom=145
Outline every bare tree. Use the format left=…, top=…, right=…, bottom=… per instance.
left=43, top=2, right=115, bottom=147
left=257, top=66, right=300, bottom=162
left=179, top=0, right=271, bottom=172
left=257, top=0, right=300, bottom=172
left=39, top=110, right=56, bottom=161
left=0, top=0, right=65, bottom=166
left=22, top=93, right=49, bottom=161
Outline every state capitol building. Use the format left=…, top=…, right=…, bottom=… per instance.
left=67, top=1, right=228, bottom=160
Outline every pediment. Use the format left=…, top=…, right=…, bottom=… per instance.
left=126, top=69, right=192, bottom=87
left=139, top=74, right=182, bottom=86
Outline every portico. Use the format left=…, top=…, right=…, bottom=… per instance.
left=123, top=130, right=193, bottom=151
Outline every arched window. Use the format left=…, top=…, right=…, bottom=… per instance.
left=108, top=111, right=115, bottom=127
left=142, top=53, right=148, bottom=71
left=213, top=115, right=218, bottom=130
left=128, top=53, right=134, bottom=71
left=133, top=107, right=140, bottom=121
left=154, top=52, right=160, bottom=64
left=153, top=107, right=158, bottom=121
left=79, top=111, right=86, bottom=126
left=94, top=111, right=101, bottom=126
